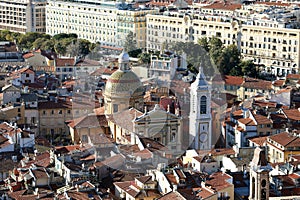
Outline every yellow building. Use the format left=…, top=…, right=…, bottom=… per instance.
left=67, top=113, right=109, bottom=144
left=38, top=96, right=98, bottom=138
left=267, top=131, right=300, bottom=163
left=237, top=78, right=274, bottom=100
left=0, top=102, right=25, bottom=125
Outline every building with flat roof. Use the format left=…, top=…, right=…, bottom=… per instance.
left=146, top=2, right=300, bottom=76
left=46, top=0, right=158, bottom=48
left=0, top=0, right=46, bottom=33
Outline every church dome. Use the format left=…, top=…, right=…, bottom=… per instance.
left=104, top=70, right=143, bottom=96
left=118, top=51, right=130, bottom=63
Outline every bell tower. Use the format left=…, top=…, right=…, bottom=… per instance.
left=189, top=66, right=212, bottom=150
left=249, top=147, right=271, bottom=200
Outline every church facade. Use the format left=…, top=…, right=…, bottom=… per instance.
left=104, top=51, right=184, bottom=156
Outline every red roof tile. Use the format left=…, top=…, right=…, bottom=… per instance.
left=55, top=58, right=75, bottom=66
left=203, top=2, right=242, bottom=11
left=224, top=75, right=244, bottom=86
left=249, top=136, right=268, bottom=147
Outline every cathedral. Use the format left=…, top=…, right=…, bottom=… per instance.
left=103, top=51, right=214, bottom=154
left=104, top=51, right=184, bottom=156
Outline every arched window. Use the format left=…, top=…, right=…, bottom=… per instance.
left=200, top=96, right=207, bottom=114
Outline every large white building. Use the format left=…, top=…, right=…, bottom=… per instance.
left=46, top=0, right=158, bottom=49
left=146, top=2, right=300, bottom=76
left=0, top=0, right=46, bottom=33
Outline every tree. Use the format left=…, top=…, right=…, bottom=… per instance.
left=124, top=31, right=137, bottom=53
left=197, top=37, right=209, bottom=52
left=240, top=60, right=259, bottom=78
left=217, top=44, right=242, bottom=76
left=41, top=39, right=55, bottom=51
left=78, top=39, right=91, bottom=55
left=54, top=42, right=66, bottom=55
left=169, top=41, right=215, bottom=77
left=32, top=38, right=49, bottom=50
left=18, top=32, right=45, bottom=50
left=53, top=33, right=77, bottom=41
left=66, top=41, right=80, bottom=57
left=138, top=52, right=151, bottom=63
left=208, top=36, right=223, bottom=66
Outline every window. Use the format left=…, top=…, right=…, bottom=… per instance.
left=200, top=96, right=207, bottom=114
left=113, top=104, right=118, bottom=113
left=82, top=135, right=88, bottom=143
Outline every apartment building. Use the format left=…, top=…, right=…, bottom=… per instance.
left=46, top=0, right=157, bottom=48
left=0, top=0, right=46, bottom=33
left=146, top=2, right=300, bottom=76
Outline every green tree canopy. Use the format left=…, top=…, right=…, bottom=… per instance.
left=124, top=31, right=137, bottom=53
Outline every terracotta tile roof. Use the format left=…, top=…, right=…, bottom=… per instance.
left=243, top=78, right=273, bottom=90
left=224, top=75, right=244, bottom=86
left=55, top=58, right=75, bottom=67
left=135, top=175, right=152, bottom=184
left=166, top=173, right=178, bottom=185
left=55, top=144, right=89, bottom=154
left=205, top=172, right=233, bottom=191
left=238, top=118, right=256, bottom=126
left=232, top=109, right=243, bottom=116
left=114, top=181, right=140, bottom=198
left=273, top=80, right=285, bottom=87
left=0, top=122, right=20, bottom=138
left=80, top=154, right=95, bottom=161
left=0, top=135, right=11, bottom=148
left=174, top=169, right=185, bottom=179
left=102, top=154, right=125, bottom=169
left=253, top=114, right=272, bottom=124
left=18, top=67, right=35, bottom=74
left=66, top=190, right=101, bottom=200
left=133, top=148, right=153, bottom=160
left=8, top=190, right=38, bottom=200
left=249, top=136, right=268, bottom=147
left=209, top=148, right=235, bottom=156
left=67, top=114, right=107, bottom=129
left=282, top=109, right=300, bottom=121
left=34, top=152, right=51, bottom=168
left=158, top=191, right=186, bottom=200
left=268, top=132, right=300, bottom=147
left=139, top=137, right=169, bottom=152
left=193, top=187, right=215, bottom=199
left=255, top=1, right=291, bottom=7
left=23, top=52, right=35, bottom=59
left=75, top=59, right=101, bottom=66
left=291, top=155, right=300, bottom=161
left=253, top=100, right=277, bottom=108
left=193, top=156, right=203, bottom=162
left=90, top=134, right=113, bottom=146
left=31, top=168, right=48, bottom=179
left=203, top=2, right=242, bottom=11
left=90, top=66, right=118, bottom=76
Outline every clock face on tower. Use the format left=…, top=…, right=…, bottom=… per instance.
left=199, top=132, right=208, bottom=143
